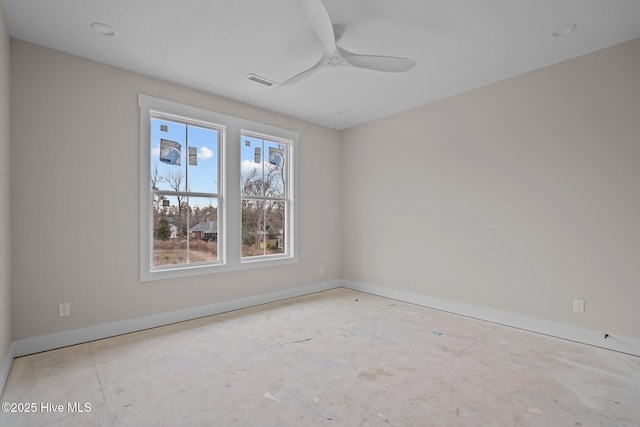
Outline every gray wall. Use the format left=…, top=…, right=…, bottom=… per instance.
left=341, top=38, right=640, bottom=339
left=0, top=4, right=12, bottom=377
left=10, top=39, right=342, bottom=340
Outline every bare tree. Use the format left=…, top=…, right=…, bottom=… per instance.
left=164, top=169, right=186, bottom=237
left=241, top=147, right=286, bottom=253
left=151, top=162, right=161, bottom=190
left=151, top=163, right=166, bottom=224
left=241, top=167, right=263, bottom=249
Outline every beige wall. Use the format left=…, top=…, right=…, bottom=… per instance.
left=10, top=39, right=342, bottom=339
left=8, top=34, right=640, bottom=345
left=0, top=4, right=12, bottom=372
left=341, top=38, right=640, bottom=339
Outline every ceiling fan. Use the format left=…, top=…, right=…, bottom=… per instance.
left=279, top=0, right=416, bottom=86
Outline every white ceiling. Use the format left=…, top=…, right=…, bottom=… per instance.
left=3, top=0, right=640, bottom=129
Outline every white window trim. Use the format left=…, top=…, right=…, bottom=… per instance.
left=139, top=94, right=298, bottom=281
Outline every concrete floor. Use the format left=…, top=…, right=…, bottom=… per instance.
left=1, top=288, right=639, bottom=427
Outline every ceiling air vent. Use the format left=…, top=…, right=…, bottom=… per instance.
left=247, top=73, right=277, bottom=87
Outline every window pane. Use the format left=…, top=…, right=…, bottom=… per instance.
left=264, top=140, right=286, bottom=199
left=242, top=199, right=286, bottom=257
left=241, top=135, right=264, bottom=197
left=153, top=195, right=187, bottom=266
left=265, top=200, right=285, bottom=254
left=187, top=125, right=219, bottom=194
left=242, top=198, right=264, bottom=257
left=153, top=196, right=218, bottom=267
left=151, top=119, right=219, bottom=195
left=151, top=118, right=187, bottom=192
left=187, top=197, right=219, bottom=263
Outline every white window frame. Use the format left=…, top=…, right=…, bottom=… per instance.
left=139, top=94, right=298, bottom=281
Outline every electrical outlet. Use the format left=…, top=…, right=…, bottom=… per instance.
left=573, top=299, right=585, bottom=313
left=319, top=266, right=325, bottom=275
left=59, top=302, right=70, bottom=317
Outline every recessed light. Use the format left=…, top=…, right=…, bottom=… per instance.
left=552, top=23, right=577, bottom=38
left=90, top=23, right=119, bottom=37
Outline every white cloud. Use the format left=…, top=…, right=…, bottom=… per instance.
left=198, top=146, right=214, bottom=160
left=241, top=158, right=284, bottom=175
left=151, top=146, right=160, bottom=156
left=241, top=159, right=262, bottom=176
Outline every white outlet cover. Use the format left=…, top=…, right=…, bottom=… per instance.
left=59, top=303, right=70, bottom=317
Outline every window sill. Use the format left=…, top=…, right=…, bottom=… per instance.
left=141, top=255, right=298, bottom=282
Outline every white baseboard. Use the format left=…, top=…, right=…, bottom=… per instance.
left=341, top=280, right=640, bottom=357
left=1, top=341, right=16, bottom=396
left=9, top=278, right=639, bottom=364
left=13, top=280, right=341, bottom=358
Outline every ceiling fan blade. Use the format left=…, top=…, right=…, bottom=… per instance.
left=300, top=0, right=337, bottom=54
left=279, top=55, right=326, bottom=86
left=338, top=47, right=416, bottom=73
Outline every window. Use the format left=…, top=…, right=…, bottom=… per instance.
left=151, top=114, right=221, bottom=268
left=241, top=133, right=289, bottom=258
left=139, top=95, right=297, bottom=281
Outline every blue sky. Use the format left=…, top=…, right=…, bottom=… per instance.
left=151, top=117, right=219, bottom=197
left=151, top=118, right=286, bottom=203
left=240, top=135, right=286, bottom=197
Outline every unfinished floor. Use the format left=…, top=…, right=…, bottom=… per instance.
left=1, top=288, right=639, bottom=427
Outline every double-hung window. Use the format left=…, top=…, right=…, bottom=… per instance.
left=150, top=113, right=221, bottom=268
left=241, top=133, right=290, bottom=259
left=139, top=95, right=297, bottom=281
